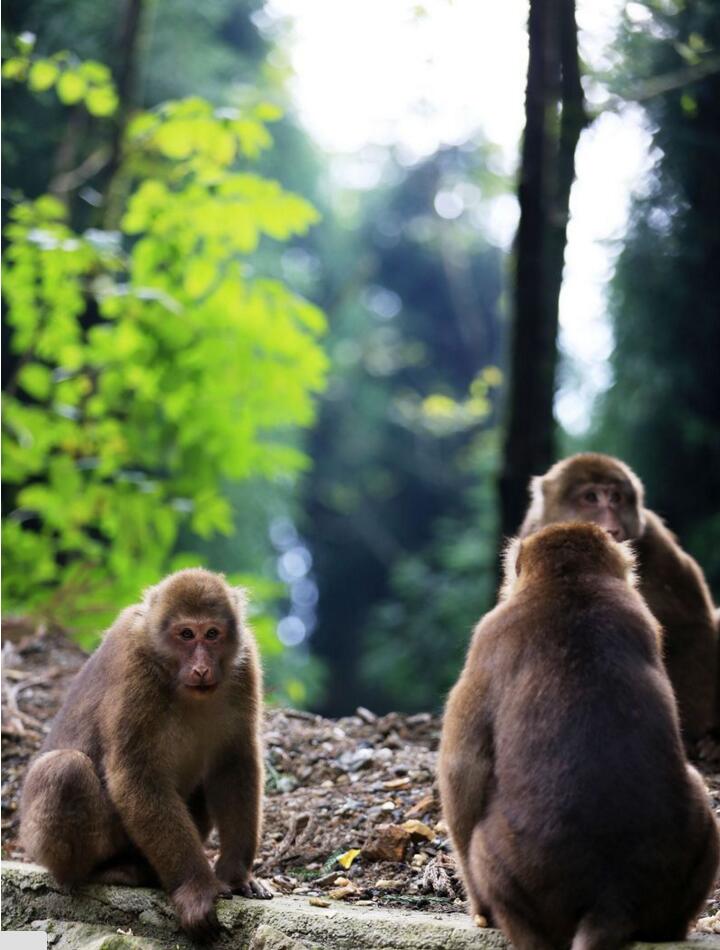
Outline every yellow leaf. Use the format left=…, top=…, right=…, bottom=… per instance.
left=337, top=848, right=361, bottom=870
left=400, top=819, right=435, bottom=840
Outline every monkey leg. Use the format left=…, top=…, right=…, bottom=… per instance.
left=20, top=749, right=118, bottom=885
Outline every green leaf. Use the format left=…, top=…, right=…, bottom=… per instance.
left=18, top=363, right=53, bottom=399
left=85, top=86, right=118, bottom=117
left=183, top=259, right=216, bottom=298
left=56, top=70, right=86, bottom=104
left=28, top=60, right=59, bottom=92
left=2, top=57, right=28, bottom=81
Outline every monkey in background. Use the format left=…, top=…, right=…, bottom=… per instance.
left=519, top=452, right=718, bottom=744
left=21, top=568, right=271, bottom=942
left=439, top=523, right=719, bottom=950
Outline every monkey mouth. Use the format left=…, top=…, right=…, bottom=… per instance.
left=184, top=683, right=219, bottom=695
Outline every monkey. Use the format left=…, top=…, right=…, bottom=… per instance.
left=439, top=523, right=719, bottom=950
left=20, top=568, right=272, bottom=942
left=519, top=452, right=718, bottom=745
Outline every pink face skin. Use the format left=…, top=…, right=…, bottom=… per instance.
left=169, top=618, right=231, bottom=697
left=572, top=482, right=626, bottom=541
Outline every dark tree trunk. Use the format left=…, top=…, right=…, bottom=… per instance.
left=498, top=0, right=587, bottom=542
left=101, top=0, right=147, bottom=226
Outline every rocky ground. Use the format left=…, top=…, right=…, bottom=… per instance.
left=3, top=625, right=720, bottom=936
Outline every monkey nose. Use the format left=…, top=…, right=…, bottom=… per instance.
left=192, top=666, right=210, bottom=682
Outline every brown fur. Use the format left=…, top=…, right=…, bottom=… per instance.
left=439, top=523, right=719, bottom=950
left=519, top=452, right=718, bottom=743
left=20, top=568, right=270, bottom=942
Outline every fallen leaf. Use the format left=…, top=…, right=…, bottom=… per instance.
left=337, top=848, right=361, bottom=869
left=401, top=819, right=435, bottom=841
left=405, top=794, right=435, bottom=818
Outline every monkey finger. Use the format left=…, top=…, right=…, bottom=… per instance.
left=233, top=876, right=273, bottom=899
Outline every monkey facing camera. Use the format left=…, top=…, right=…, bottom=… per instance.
left=20, top=568, right=271, bottom=943
left=439, top=523, right=719, bottom=950
left=520, top=452, right=719, bottom=744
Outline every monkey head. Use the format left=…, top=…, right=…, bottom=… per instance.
left=143, top=568, right=246, bottom=699
left=523, top=452, right=645, bottom=541
left=503, top=522, right=637, bottom=599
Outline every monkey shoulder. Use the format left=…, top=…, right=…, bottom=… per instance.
left=636, top=509, right=715, bottom=618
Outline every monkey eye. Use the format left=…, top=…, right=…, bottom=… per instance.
left=610, top=490, right=621, bottom=504
left=583, top=490, right=598, bottom=504
left=180, top=628, right=195, bottom=640
left=206, top=627, right=219, bottom=640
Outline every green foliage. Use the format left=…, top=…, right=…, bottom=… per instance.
left=2, top=73, right=328, bottom=637
left=359, top=432, right=500, bottom=712
left=594, top=0, right=720, bottom=593
left=2, top=32, right=118, bottom=116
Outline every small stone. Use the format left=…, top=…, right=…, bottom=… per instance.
left=328, top=884, right=358, bottom=900
left=356, top=900, right=375, bottom=906
left=276, top=775, right=298, bottom=794
left=362, top=823, right=411, bottom=863
left=380, top=800, right=396, bottom=812
left=333, top=876, right=351, bottom=886
left=474, top=914, right=488, bottom=928
left=320, top=779, right=334, bottom=788
left=374, top=879, right=402, bottom=890
left=337, top=747, right=375, bottom=772
left=412, top=852, right=429, bottom=867
left=309, top=897, right=331, bottom=908
left=383, top=777, right=410, bottom=789
left=356, top=706, right=377, bottom=723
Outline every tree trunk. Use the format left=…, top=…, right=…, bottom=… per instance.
left=498, top=0, right=587, bottom=542
left=101, top=0, right=147, bottom=226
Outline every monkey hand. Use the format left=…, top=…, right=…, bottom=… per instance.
left=171, top=877, right=229, bottom=942
left=215, top=859, right=273, bottom=900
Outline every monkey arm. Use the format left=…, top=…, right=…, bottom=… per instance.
left=106, top=764, right=217, bottom=894
left=206, top=728, right=263, bottom=888
left=439, top=681, right=495, bottom=864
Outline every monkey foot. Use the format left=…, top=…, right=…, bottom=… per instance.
left=222, top=875, right=273, bottom=899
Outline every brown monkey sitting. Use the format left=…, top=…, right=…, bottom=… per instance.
left=439, top=523, right=719, bottom=950
left=519, top=452, right=718, bottom=744
left=20, top=568, right=271, bottom=942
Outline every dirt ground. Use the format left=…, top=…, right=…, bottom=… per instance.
left=3, top=625, right=720, bottom=935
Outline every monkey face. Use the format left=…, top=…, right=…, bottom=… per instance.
left=566, top=481, right=629, bottom=540
left=167, top=617, right=236, bottom=697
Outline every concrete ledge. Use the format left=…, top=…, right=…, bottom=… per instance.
left=2, top=862, right=719, bottom=950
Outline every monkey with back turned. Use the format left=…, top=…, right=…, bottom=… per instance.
left=519, top=452, right=718, bottom=744
left=440, top=523, right=719, bottom=950
left=20, top=568, right=271, bottom=942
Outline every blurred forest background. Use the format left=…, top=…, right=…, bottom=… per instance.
left=2, top=0, right=719, bottom=714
